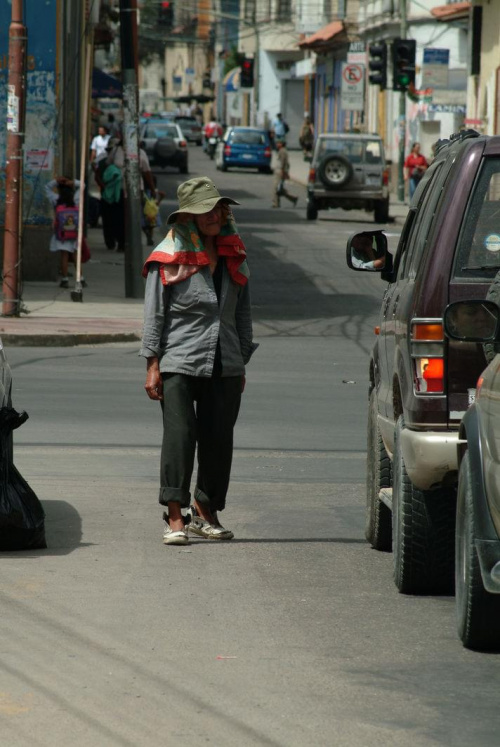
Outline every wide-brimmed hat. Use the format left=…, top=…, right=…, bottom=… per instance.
left=166, top=177, right=239, bottom=224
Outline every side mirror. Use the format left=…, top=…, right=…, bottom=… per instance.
left=443, top=300, right=500, bottom=342
left=346, top=230, right=392, bottom=274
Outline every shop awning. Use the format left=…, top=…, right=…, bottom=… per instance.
left=431, top=2, right=470, bottom=20
left=223, top=67, right=241, bottom=93
left=92, top=68, right=122, bottom=99
left=299, top=20, right=344, bottom=50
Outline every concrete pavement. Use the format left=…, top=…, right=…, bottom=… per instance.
left=0, top=153, right=409, bottom=346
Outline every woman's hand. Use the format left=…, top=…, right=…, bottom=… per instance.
left=145, top=357, right=163, bottom=400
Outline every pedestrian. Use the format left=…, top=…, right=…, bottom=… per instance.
left=272, top=141, right=298, bottom=208
left=89, top=125, right=110, bottom=163
left=44, top=176, right=87, bottom=288
left=96, top=136, right=156, bottom=251
left=142, top=175, right=165, bottom=247
left=140, top=176, right=257, bottom=546
left=404, top=142, right=428, bottom=200
left=270, top=112, right=289, bottom=150
left=299, top=113, right=314, bottom=160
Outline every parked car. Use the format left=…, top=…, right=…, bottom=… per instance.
left=140, top=121, right=188, bottom=173
left=307, top=133, right=390, bottom=223
left=174, top=116, right=202, bottom=145
left=443, top=299, right=500, bottom=651
left=345, top=129, right=500, bottom=596
left=215, top=127, right=272, bottom=173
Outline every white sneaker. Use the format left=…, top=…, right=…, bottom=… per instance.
left=186, top=506, right=234, bottom=540
left=162, top=512, right=189, bottom=545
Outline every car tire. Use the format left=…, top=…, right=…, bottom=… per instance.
left=392, top=415, right=455, bottom=594
left=306, top=201, right=318, bottom=220
left=455, top=452, right=500, bottom=650
left=220, top=163, right=228, bottom=172
left=374, top=199, right=389, bottom=224
left=318, top=154, right=353, bottom=189
left=196, top=140, right=202, bottom=146
left=179, top=161, right=188, bottom=174
left=366, top=389, right=392, bottom=551
left=483, top=270, right=500, bottom=363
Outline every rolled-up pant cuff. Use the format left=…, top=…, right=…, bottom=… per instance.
left=159, top=487, right=191, bottom=508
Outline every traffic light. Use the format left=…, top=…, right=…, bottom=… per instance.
left=240, top=58, right=254, bottom=88
left=392, top=38, right=416, bottom=92
left=368, top=42, right=387, bottom=89
left=159, top=0, right=174, bottom=28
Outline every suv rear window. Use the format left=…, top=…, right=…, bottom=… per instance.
left=454, top=158, right=500, bottom=280
left=144, top=124, right=177, bottom=139
left=316, top=138, right=382, bottom=164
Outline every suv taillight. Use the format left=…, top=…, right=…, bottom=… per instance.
left=382, top=168, right=389, bottom=186
left=308, top=168, right=316, bottom=183
left=224, top=145, right=231, bottom=156
left=264, top=146, right=271, bottom=158
left=411, top=321, right=444, bottom=394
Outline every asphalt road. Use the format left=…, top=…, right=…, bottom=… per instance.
left=3, top=146, right=500, bottom=747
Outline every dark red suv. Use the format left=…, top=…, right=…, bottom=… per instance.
left=346, top=130, right=500, bottom=595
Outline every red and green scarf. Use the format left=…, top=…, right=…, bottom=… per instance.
left=142, top=210, right=249, bottom=287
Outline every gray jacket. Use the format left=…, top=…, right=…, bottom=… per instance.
left=140, top=262, right=256, bottom=377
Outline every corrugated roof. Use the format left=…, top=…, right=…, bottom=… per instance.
left=431, top=2, right=471, bottom=20
left=299, top=20, right=344, bottom=49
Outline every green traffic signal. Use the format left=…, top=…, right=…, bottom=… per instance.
left=392, top=38, right=416, bottom=92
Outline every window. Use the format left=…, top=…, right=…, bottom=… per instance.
left=245, top=0, right=256, bottom=23
left=276, top=0, right=292, bottom=22
left=454, top=159, right=500, bottom=280
left=231, top=130, right=266, bottom=145
left=145, top=124, right=178, bottom=139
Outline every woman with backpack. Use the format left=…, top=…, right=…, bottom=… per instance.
left=45, top=176, right=85, bottom=288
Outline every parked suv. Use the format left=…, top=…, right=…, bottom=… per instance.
left=443, top=300, right=500, bottom=650
left=346, top=130, right=500, bottom=595
left=307, top=133, right=390, bottom=223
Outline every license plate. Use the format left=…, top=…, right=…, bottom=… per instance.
left=242, top=154, right=254, bottom=159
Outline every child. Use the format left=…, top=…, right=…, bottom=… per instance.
left=45, top=176, right=86, bottom=288
left=142, top=175, right=165, bottom=246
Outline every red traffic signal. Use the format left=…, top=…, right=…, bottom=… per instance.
left=240, top=58, right=254, bottom=88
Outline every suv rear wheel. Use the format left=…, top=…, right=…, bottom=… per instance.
left=366, top=389, right=392, bottom=550
left=318, top=154, right=353, bottom=189
left=392, top=416, right=455, bottom=594
left=374, top=199, right=389, bottom=224
left=306, top=199, right=318, bottom=220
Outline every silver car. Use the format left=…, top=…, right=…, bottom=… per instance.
left=140, top=121, right=188, bottom=173
left=307, top=133, right=390, bottom=223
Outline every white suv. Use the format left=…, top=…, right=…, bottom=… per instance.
left=307, top=133, right=390, bottom=223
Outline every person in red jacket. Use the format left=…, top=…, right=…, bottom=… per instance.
left=404, top=142, right=428, bottom=200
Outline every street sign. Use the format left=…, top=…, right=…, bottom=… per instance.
left=347, top=41, right=367, bottom=65
left=341, top=63, right=364, bottom=111
left=185, top=67, right=195, bottom=84
left=422, top=48, right=449, bottom=89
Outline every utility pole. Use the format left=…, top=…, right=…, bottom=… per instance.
left=2, top=0, right=27, bottom=317
left=119, top=0, right=143, bottom=298
left=398, top=0, right=408, bottom=202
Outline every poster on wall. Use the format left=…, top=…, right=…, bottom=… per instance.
left=0, top=0, right=58, bottom=225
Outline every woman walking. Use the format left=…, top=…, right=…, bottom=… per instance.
left=140, top=177, right=257, bottom=545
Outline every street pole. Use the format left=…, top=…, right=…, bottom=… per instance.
left=119, top=0, right=143, bottom=298
left=398, top=0, right=407, bottom=203
left=2, top=0, right=26, bottom=317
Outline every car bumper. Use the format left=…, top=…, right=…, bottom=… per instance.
left=225, top=158, right=271, bottom=168
left=308, top=186, right=387, bottom=201
left=400, top=428, right=459, bottom=491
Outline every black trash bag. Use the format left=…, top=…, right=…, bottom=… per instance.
left=0, top=407, right=46, bottom=550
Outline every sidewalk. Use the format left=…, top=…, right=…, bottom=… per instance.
left=0, top=227, right=145, bottom=346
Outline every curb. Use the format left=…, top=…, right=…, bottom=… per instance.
left=0, top=331, right=142, bottom=347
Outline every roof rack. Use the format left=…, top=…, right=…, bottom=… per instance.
left=434, top=129, right=481, bottom=155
